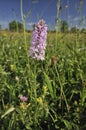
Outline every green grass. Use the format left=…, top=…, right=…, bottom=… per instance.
left=0, top=31, right=86, bottom=130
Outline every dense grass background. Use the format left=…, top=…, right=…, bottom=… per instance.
left=0, top=31, right=86, bottom=130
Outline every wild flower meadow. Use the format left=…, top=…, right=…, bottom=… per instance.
left=0, top=0, right=86, bottom=130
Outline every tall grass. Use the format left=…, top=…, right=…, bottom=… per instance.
left=0, top=30, right=86, bottom=130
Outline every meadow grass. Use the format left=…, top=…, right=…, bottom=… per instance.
left=0, top=30, right=86, bottom=130
left=0, top=0, right=86, bottom=129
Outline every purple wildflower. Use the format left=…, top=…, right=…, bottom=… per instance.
left=19, top=96, right=28, bottom=102
left=29, top=19, right=47, bottom=60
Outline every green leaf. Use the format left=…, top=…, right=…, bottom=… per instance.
left=81, top=89, right=86, bottom=104
left=1, top=107, right=15, bottom=118
left=63, top=119, right=72, bottom=130
left=44, top=72, right=54, bottom=98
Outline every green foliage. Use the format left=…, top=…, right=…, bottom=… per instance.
left=70, top=27, right=77, bottom=33
left=0, top=32, right=86, bottom=130
left=9, top=20, right=24, bottom=32
left=43, top=72, right=54, bottom=98
left=81, top=28, right=86, bottom=33
left=60, top=20, right=69, bottom=33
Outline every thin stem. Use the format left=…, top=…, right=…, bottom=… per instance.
left=20, top=0, right=23, bottom=22
left=54, top=65, right=69, bottom=112
left=20, top=0, right=28, bottom=56
left=34, top=64, right=37, bottom=98
left=55, top=0, right=61, bottom=53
